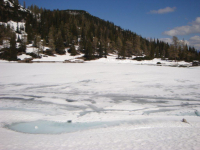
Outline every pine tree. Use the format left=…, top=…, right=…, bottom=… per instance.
left=155, top=46, right=159, bottom=58
left=150, top=41, right=155, bottom=58
left=120, top=44, right=126, bottom=59
left=9, top=33, right=17, bottom=61
left=143, top=40, right=149, bottom=57
left=55, top=30, right=65, bottom=54
left=104, top=40, right=108, bottom=58
left=92, top=37, right=98, bottom=55
left=84, top=41, right=93, bottom=60
left=116, top=37, right=122, bottom=58
left=183, top=44, right=188, bottom=61
left=23, top=1, right=26, bottom=9
left=125, top=40, right=133, bottom=58
left=70, top=44, right=77, bottom=56
left=48, top=26, right=55, bottom=53
left=133, top=35, right=141, bottom=56
left=98, top=41, right=103, bottom=58
left=16, top=22, right=20, bottom=34
left=18, top=40, right=26, bottom=53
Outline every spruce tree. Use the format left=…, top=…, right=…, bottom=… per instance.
left=92, top=37, right=98, bottom=55
left=48, top=26, right=55, bottom=54
left=120, top=44, right=126, bottom=59
left=149, top=40, right=155, bottom=59
left=98, top=41, right=103, bottom=58
left=55, top=30, right=65, bottom=54
left=84, top=41, right=93, bottom=60
left=70, top=44, right=77, bottom=56
left=23, top=1, right=26, bottom=9
left=16, top=22, right=20, bottom=34
left=18, top=40, right=26, bottom=53
left=125, top=40, right=133, bottom=58
left=133, top=35, right=141, bottom=56
left=9, top=33, right=17, bottom=61
left=116, top=37, right=122, bottom=58
left=104, top=41, right=108, bottom=58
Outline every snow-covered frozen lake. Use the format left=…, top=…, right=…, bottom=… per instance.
left=0, top=61, right=200, bottom=150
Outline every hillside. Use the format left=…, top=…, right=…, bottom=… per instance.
left=0, top=0, right=199, bottom=62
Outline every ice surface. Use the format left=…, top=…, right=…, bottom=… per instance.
left=0, top=62, right=200, bottom=150
left=6, top=120, right=119, bottom=134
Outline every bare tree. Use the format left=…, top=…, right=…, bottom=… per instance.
left=170, top=36, right=179, bottom=61
left=35, top=35, right=42, bottom=56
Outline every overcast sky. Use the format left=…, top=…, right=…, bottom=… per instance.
left=19, top=0, right=200, bottom=50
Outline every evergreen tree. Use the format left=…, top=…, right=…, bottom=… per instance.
left=155, top=46, right=159, bottom=58
left=116, top=37, right=122, bottom=58
left=150, top=41, right=155, bottom=58
left=120, top=43, right=126, bottom=59
left=23, top=1, right=26, bottom=9
left=70, top=44, right=77, bottom=56
left=55, top=30, right=65, bottom=54
left=183, top=44, right=188, bottom=61
left=18, top=40, right=26, bottom=53
left=92, top=37, right=98, bottom=55
left=125, top=40, right=133, bottom=58
left=84, top=40, right=93, bottom=60
left=98, top=41, right=103, bottom=58
left=48, top=26, right=55, bottom=53
left=133, top=35, right=141, bottom=56
left=104, top=40, right=108, bottom=58
left=9, top=33, right=17, bottom=61
left=143, top=40, right=149, bottom=57
left=16, top=22, right=20, bottom=34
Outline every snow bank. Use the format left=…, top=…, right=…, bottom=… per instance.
left=92, top=54, right=191, bottom=67
left=32, top=50, right=84, bottom=62
left=17, top=54, right=32, bottom=60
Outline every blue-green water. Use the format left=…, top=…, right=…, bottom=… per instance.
left=5, top=120, right=119, bottom=134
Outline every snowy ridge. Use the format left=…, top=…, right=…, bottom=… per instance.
left=3, top=0, right=14, bottom=7
left=3, top=0, right=30, bottom=12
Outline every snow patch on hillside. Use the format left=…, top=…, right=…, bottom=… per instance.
left=0, top=21, right=27, bottom=41
left=3, top=0, right=14, bottom=7
left=32, top=50, right=84, bottom=62
left=17, top=54, right=32, bottom=60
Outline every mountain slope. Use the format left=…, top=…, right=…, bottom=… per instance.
left=0, top=0, right=199, bottom=61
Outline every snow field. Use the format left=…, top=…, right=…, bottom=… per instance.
left=0, top=62, right=200, bottom=149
